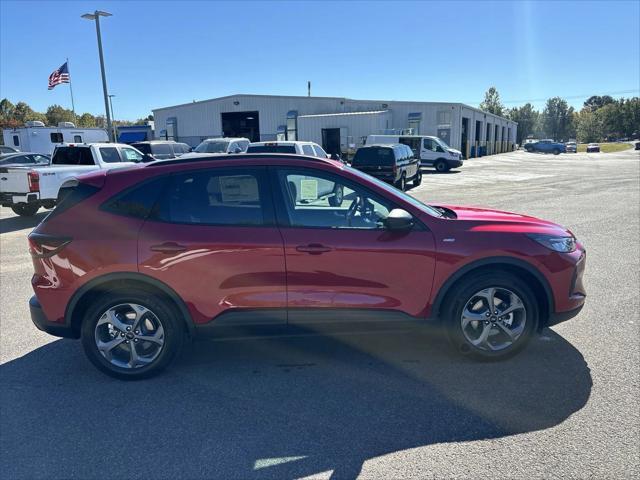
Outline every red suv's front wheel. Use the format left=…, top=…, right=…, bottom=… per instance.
left=81, top=289, right=184, bottom=379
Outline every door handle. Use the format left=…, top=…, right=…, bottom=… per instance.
left=296, top=243, right=332, bottom=254
left=150, top=242, right=187, bottom=254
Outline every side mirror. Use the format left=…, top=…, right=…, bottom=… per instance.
left=383, top=208, right=414, bottom=231
left=436, top=146, right=445, bottom=153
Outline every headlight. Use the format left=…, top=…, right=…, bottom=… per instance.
left=527, top=233, right=576, bottom=252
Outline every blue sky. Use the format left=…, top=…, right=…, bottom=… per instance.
left=1, top=0, right=638, bottom=120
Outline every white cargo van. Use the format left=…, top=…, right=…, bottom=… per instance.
left=365, top=135, right=463, bottom=172
left=2, top=121, right=109, bottom=156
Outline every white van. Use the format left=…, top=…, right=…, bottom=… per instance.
left=365, top=135, right=463, bottom=172
left=2, top=122, right=109, bottom=156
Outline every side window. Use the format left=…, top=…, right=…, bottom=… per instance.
left=33, top=155, right=49, bottom=164
left=99, top=147, right=121, bottom=163
left=152, top=143, right=174, bottom=159
left=277, top=169, right=392, bottom=230
left=13, top=155, right=31, bottom=164
left=12, top=135, right=19, bottom=146
left=103, top=177, right=168, bottom=219
left=313, top=144, right=328, bottom=158
left=121, top=148, right=144, bottom=162
left=302, top=144, right=315, bottom=156
left=156, top=169, right=267, bottom=226
left=74, top=135, right=83, bottom=143
left=423, top=139, right=437, bottom=152
left=50, top=133, right=64, bottom=143
left=239, top=141, right=249, bottom=151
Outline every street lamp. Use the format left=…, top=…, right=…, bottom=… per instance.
left=81, top=10, right=113, bottom=142
left=108, top=94, right=117, bottom=141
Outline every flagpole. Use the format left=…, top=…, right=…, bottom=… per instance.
left=66, top=58, right=77, bottom=123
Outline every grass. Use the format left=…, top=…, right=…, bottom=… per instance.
left=576, top=142, right=634, bottom=153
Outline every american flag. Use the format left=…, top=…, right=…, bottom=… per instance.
left=48, top=62, right=70, bottom=90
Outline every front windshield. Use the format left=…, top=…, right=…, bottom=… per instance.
left=195, top=141, right=229, bottom=153
left=435, top=138, right=451, bottom=150
left=346, top=166, right=443, bottom=218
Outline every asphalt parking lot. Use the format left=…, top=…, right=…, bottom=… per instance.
left=1, top=148, right=638, bottom=479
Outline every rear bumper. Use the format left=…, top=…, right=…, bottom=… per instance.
left=1, top=192, right=40, bottom=206
left=30, top=295, right=78, bottom=339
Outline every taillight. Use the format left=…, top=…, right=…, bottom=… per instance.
left=393, top=164, right=398, bottom=174
left=28, top=233, right=71, bottom=258
left=28, top=171, right=39, bottom=192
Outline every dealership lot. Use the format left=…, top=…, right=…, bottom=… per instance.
left=1, top=149, right=638, bottom=478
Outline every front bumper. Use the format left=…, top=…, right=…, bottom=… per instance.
left=30, top=296, right=78, bottom=338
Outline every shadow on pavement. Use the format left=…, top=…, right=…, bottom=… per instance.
left=0, top=327, right=591, bottom=479
left=0, top=210, right=47, bottom=234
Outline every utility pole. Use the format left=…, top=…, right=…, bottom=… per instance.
left=81, top=10, right=113, bottom=141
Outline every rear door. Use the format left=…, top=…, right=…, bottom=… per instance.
left=138, top=166, right=287, bottom=327
left=351, top=147, right=396, bottom=182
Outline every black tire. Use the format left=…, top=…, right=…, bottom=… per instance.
left=413, top=169, right=422, bottom=187
left=81, top=288, right=184, bottom=380
left=442, top=272, right=539, bottom=360
left=328, top=185, right=344, bottom=206
left=11, top=203, right=39, bottom=216
left=553, top=148, right=560, bottom=155
left=435, top=160, right=449, bottom=173
left=396, top=173, right=406, bottom=191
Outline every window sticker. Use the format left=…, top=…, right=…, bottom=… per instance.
left=219, top=175, right=259, bottom=203
left=299, top=179, right=318, bottom=201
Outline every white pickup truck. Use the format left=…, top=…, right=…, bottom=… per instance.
left=0, top=143, right=149, bottom=216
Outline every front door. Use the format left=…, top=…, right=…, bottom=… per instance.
left=138, top=166, right=287, bottom=326
left=271, top=166, right=436, bottom=323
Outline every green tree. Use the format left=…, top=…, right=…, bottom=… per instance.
left=583, top=95, right=615, bottom=112
left=0, top=98, right=15, bottom=120
left=479, top=87, right=504, bottom=116
left=543, top=97, right=574, bottom=141
left=12, top=101, right=46, bottom=124
left=576, top=110, right=603, bottom=143
left=45, top=104, right=75, bottom=126
left=507, top=103, right=539, bottom=144
left=76, top=112, right=97, bottom=128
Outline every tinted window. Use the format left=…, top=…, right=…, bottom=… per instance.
left=0, top=154, right=28, bottom=165
left=100, top=147, right=121, bottom=163
left=131, top=143, right=152, bottom=154
left=151, top=144, right=174, bottom=158
left=50, top=182, right=100, bottom=219
left=121, top=148, right=144, bottom=162
left=277, top=168, right=391, bottom=229
left=238, top=141, right=249, bottom=151
left=12, top=135, right=19, bottom=146
left=50, top=133, right=64, bottom=143
left=352, top=147, right=395, bottom=166
left=423, top=138, right=437, bottom=151
left=103, top=177, right=168, bottom=219
left=246, top=145, right=297, bottom=154
left=74, top=135, right=82, bottom=143
left=156, top=169, right=266, bottom=226
left=52, top=147, right=94, bottom=165
left=302, top=145, right=315, bottom=156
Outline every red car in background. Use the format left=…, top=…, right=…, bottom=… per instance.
left=28, top=154, right=586, bottom=379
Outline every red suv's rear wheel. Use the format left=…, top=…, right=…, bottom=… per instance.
left=81, top=289, right=184, bottom=379
left=443, top=272, right=538, bottom=359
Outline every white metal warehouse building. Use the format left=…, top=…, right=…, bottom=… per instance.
left=153, top=94, right=517, bottom=158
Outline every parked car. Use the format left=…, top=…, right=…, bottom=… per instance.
left=565, top=142, right=577, bottom=153
left=0, top=152, right=50, bottom=167
left=366, top=135, right=463, bottom=172
left=635, top=141, right=640, bottom=151
left=0, top=145, right=20, bottom=155
left=351, top=144, right=421, bottom=190
left=130, top=140, right=191, bottom=160
left=586, top=143, right=600, bottom=153
left=0, top=143, right=146, bottom=216
left=524, top=139, right=566, bottom=155
left=192, top=137, right=250, bottom=154
left=27, top=153, right=586, bottom=379
left=247, top=141, right=330, bottom=158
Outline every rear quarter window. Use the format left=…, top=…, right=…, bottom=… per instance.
left=102, top=177, right=168, bottom=218
left=352, top=147, right=394, bottom=166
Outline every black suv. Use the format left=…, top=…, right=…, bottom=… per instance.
left=351, top=144, right=421, bottom=191
left=130, top=141, right=191, bottom=161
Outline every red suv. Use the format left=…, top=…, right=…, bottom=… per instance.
left=28, top=154, right=586, bottom=379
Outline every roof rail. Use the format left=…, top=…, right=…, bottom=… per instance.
left=145, top=152, right=333, bottom=168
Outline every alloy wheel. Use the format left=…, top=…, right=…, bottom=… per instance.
left=460, top=287, right=526, bottom=352
left=94, top=303, right=165, bottom=369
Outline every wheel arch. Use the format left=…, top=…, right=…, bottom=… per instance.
left=431, top=257, right=554, bottom=329
left=65, top=272, right=195, bottom=337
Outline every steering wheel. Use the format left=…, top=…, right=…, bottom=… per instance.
left=346, top=194, right=362, bottom=227
left=346, top=195, right=377, bottom=227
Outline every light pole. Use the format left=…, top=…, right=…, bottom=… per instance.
left=108, top=94, right=116, bottom=141
left=81, top=10, right=113, bottom=142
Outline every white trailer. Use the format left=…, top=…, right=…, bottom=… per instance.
left=2, top=121, right=109, bottom=155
